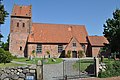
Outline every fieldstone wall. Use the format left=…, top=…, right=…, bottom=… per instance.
left=0, top=65, right=36, bottom=80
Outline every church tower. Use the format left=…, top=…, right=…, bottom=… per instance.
left=9, top=4, right=32, bottom=57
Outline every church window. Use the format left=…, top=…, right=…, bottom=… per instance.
left=17, top=23, right=19, bottom=27
left=58, top=45, right=63, bottom=53
left=36, top=44, right=42, bottom=53
left=20, top=46, right=22, bottom=51
left=23, top=23, right=25, bottom=27
left=73, top=42, right=76, bottom=47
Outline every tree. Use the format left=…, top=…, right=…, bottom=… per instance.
left=103, top=9, right=120, bottom=55
left=1, top=35, right=9, bottom=51
left=0, top=0, right=8, bottom=45
left=0, top=0, right=9, bottom=24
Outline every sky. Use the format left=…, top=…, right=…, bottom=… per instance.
left=1, top=0, right=120, bottom=42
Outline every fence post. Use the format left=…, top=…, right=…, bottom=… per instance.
left=94, top=57, right=99, bottom=77
left=63, top=60, right=65, bottom=80
left=37, top=60, right=43, bottom=80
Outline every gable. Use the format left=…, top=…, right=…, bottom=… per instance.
left=65, top=37, right=83, bottom=51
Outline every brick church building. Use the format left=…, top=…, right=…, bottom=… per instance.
left=9, top=4, right=108, bottom=58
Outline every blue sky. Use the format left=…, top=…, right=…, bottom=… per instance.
left=1, top=0, right=120, bottom=42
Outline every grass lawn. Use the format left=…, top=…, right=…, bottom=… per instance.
left=13, top=57, right=63, bottom=64
left=0, top=63, right=25, bottom=68
left=73, top=59, right=94, bottom=72
left=99, top=58, right=115, bottom=64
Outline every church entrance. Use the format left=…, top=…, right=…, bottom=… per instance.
left=72, top=51, right=77, bottom=58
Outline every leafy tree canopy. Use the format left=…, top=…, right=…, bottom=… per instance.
left=103, top=9, right=120, bottom=53
left=0, top=0, right=9, bottom=24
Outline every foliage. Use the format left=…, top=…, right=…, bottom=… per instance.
left=78, top=50, right=84, bottom=58
left=0, top=33, right=3, bottom=38
left=103, top=9, right=120, bottom=54
left=31, top=50, right=36, bottom=57
left=66, top=50, right=71, bottom=58
left=0, top=0, right=9, bottom=24
left=46, top=50, right=50, bottom=55
left=1, top=34, right=9, bottom=51
left=0, top=63, right=25, bottom=68
left=98, top=60, right=120, bottom=78
left=0, top=48, right=13, bottom=63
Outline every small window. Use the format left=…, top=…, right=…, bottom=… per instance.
left=17, top=23, right=19, bottom=27
left=58, top=45, right=63, bottom=53
left=36, top=44, right=42, bottom=53
left=23, top=23, right=25, bottom=27
left=73, top=43, right=76, bottom=47
left=20, top=46, right=22, bottom=51
left=81, top=44, right=85, bottom=49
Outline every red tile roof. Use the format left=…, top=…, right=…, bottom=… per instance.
left=28, top=23, right=88, bottom=43
left=11, top=4, right=32, bottom=17
left=88, top=36, right=109, bottom=46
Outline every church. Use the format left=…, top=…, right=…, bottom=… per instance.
left=9, top=4, right=108, bottom=58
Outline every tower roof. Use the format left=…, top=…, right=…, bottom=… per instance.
left=11, top=4, right=32, bottom=17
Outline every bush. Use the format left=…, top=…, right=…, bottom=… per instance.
left=4, top=51, right=13, bottom=63
left=78, top=50, right=84, bottom=58
left=66, top=50, right=71, bottom=58
left=98, top=60, right=120, bottom=78
left=0, top=48, right=13, bottom=63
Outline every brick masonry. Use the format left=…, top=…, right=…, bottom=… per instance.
left=9, top=16, right=31, bottom=57
left=9, top=5, right=108, bottom=58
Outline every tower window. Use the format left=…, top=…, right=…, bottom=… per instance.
left=23, top=23, right=25, bottom=27
left=17, top=23, right=19, bottom=27
left=20, top=46, right=22, bottom=51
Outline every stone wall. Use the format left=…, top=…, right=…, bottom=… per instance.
left=0, top=65, right=36, bottom=80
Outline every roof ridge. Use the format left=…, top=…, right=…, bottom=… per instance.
left=32, top=22, right=85, bottom=26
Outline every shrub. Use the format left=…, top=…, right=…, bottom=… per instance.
left=98, top=60, right=120, bottom=78
left=66, top=50, right=71, bottom=58
left=4, top=51, right=13, bottom=63
left=0, top=48, right=13, bottom=63
left=78, top=50, right=84, bottom=58
left=0, top=48, right=6, bottom=63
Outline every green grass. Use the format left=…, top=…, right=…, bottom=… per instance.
left=44, top=58, right=63, bottom=64
left=99, top=58, right=115, bottom=64
left=0, top=63, right=25, bottom=68
left=73, top=59, right=94, bottom=72
left=13, top=58, right=63, bottom=64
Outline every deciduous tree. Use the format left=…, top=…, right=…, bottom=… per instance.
left=103, top=9, right=120, bottom=54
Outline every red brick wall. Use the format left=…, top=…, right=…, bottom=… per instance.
left=92, top=47, right=101, bottom=57
left=9, top=17, right=31, bottom=57
left=27, top=43, right=67, bottom=58
left=65, top=38, right=84, bottom=57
